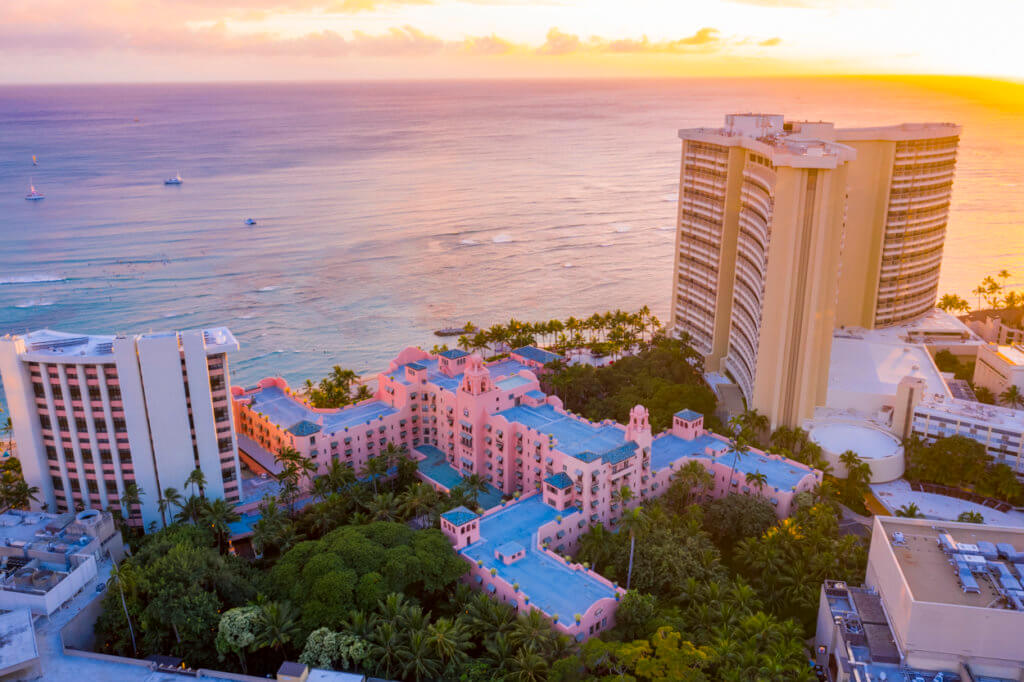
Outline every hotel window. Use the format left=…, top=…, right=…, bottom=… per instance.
left=39, top=415, right=51, bottom=430
left=89, top=386, right=102, bottom=401
left=109, top=387, right=121, bottom=401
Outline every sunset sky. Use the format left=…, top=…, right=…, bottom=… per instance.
left=1, top=0, right=1021, bottom=82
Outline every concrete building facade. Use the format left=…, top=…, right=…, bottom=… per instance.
left=0, top=329, right=242, bottom=529
left=816, top=517, right=1024, bottom=681
left=835, top=124, right=961, bottom=329
left=671, top=115, right=960, bottom=429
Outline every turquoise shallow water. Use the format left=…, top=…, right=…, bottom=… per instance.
left=2, top=79, right=1023, bottom=408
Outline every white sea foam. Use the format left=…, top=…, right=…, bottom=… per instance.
left=662, top=193, right=678, bottom=202
left=613, top=224, right=632, bottom=233
left=257, top=285, right=279, bottom=292
left=563, top=263, right=575, bottom=268
left=13, top=300, right=55, bottom=308
left=459, top=239, right=480, bottom=246
left=658, top=225, right=674, bottom=231
left=492, top=234, right=513, bottom=243
left=0, top=274, right=66, bottom=285
left=598, top=242, right=614, bottom=248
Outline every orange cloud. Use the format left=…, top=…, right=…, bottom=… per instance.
left=759, top=37, right=783, bottom=46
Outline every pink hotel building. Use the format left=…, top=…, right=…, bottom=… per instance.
left=0, top=329, right=242, bottom=529
left=233, top=345, right=821, bottom=639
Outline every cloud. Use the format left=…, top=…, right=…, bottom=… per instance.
left=678, top=27, right=720, bottom=46
left=462, top=33, right=517, bottom=55
left=537, top=28, right=582, bottom=55
left=322, top=0, right=433, bottom=13
left=759, top=37, right=782, bottom=46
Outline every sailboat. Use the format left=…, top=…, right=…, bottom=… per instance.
left=164, top=171, right=183, bottom=185
left=25, top=180, right=44, bottom=201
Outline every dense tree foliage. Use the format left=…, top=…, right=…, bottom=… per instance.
left=734, top=504, right=867, bottom=631
left=304, top=365, right=373, bottom=409
left=0, top=457, right=39, bottom=511
left=702, top=494, right=778, bottom=559
left=905, top=434, right=1023, bottom=504
left=94, top=525, right=259, bottom=668
left=542, top=336, right=717, bottom=433
left=269, top=522, right=466, bottom=632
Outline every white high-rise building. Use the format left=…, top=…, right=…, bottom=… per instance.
left=0, top=328, right=242, bottom=529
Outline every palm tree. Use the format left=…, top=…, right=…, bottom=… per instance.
left=184, top=468, right=207, bottom=497
left=459, top=473, right=490, bottom=510
left=510, top=609, right=556, bottom=656
left=202, top=497, right=241, bottom=551
left=839, top=450, right=865, bottom=479
left=895, top=502, right=924, bottom=518
left=725, top=429, right=751, bottom=494
left=369, top=622, right=410, bottom=680
left=157, top=487, right=183, bottom=527
left=957, top=511, right=984, bottom=524
left=619, top=506, right=647, bottom=591
left=365, top=492, right=400, bottom=521
left=999, top=384, right=1024, bottom=409
left=745, top=471, right=768, bottom=495
left=425, top=617, right=471, bottom=669
left=400, top=630, right=443, bottom=682
left=174, top=494, right=206, bottom=525
left=119, top=482, right=143, bottom=525
left=360, top=455, right=389, bottom=495
left=937, top=293, right=970, bottom=313
left=109, top=562, right=137, bottom=654
left=401, top=483, right=439, bottom=525
left=507, top=644, right=548, bottom=682
left=257, top=601, right=301, bottom=655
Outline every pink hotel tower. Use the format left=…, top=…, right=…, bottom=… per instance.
left=0, top=329, right=243, bottom=529
left=233, top=345, right=820, bottom=640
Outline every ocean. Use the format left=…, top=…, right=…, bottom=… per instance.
left=1, top=77, right=1022, bottom=399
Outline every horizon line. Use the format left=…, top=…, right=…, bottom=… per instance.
left=1, top=73, right=1022, bottom=87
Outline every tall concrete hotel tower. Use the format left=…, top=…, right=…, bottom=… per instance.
left=0, top=328, right=243, bottom=529
left=670, top=114, right=959, bottom=429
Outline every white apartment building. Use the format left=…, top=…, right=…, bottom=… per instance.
left=0, top=328, right=242, bottom=529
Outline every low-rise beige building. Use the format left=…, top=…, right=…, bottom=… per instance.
left=973, top=344, right=1024, bottom=399
left=816, top=516, right=1024, bottom=681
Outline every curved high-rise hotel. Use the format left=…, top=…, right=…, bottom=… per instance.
left=671, top=114, right=960, bottom=429
left=0, top=328, right=242, bottom=529
left=836, top=124, right=961, bottom=328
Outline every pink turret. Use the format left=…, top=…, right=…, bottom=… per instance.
left=460, top=354, right=493, bottom=395
left=625, top=404, right=652, bottom=451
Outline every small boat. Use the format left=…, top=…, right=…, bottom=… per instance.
left=24, top=182, right=44, bottom=201
left=164, top=171, right=183, bottom=185
left=31, top=155, right=37, bottom=166
left=434, top=322, right=477, bottom=337
left=244, top=218, right=257, bottom=226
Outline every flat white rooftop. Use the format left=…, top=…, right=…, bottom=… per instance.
left=810, top=422, right=900, bottom=460
left=992, top=345, right=1024, bottom=368
left=10, top=327, right=237, bottom=360
left=829, top=335, right=949, bottom=400
left=0, top=609, right=37, bottom=674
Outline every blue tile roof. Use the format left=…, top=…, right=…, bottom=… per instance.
left=650, top=433, right=813, bottom=491
left=441, top=505, right=479, bottom=526
left=495, top=403, right=625, bottom=460
left=601, top=441, right=639, bottom=465
left=525, top=390, right=546, bottom=400
left=288, top=419, right=321, bottom=436
left=674, top=408, right=704, bottom=422
left=496, top=375, right=532, bottom=390
left=544, top=472, right=573, bottom=489
left=513, top=345, right=563, bottom=365
left=439, top=349, right=469, bottom=360
left=247, top=385, right=398, bottom=435
left=496, top=541, right=525, bottom=557
left=460, top=496, right=618, bottom=621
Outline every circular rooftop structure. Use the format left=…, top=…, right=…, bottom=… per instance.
left=809, top=422, right=904, bottom=483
